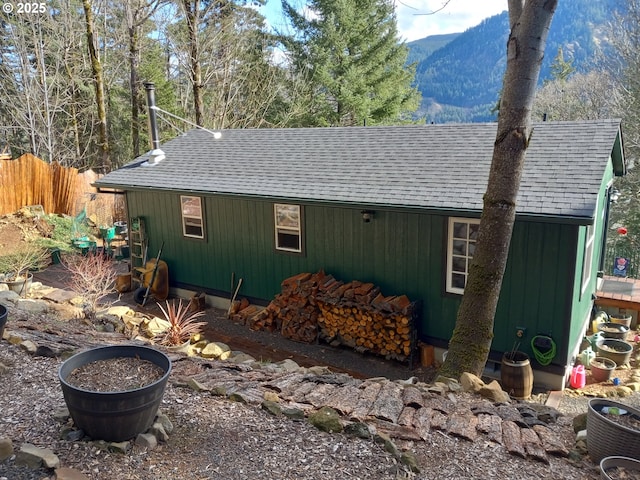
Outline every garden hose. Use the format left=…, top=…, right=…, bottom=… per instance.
left=531, top=335, right=557, bottom=366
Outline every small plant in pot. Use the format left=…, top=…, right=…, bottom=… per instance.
left=153, top=299, right=207, bottom=350
left=0, top=245, right=49, bottom=296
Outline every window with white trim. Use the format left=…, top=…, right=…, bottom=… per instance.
left=180, top=195, right=204, bottom=239
left=274, top=203, right=302, bottom=253
left=446, top=217, right=480, bottom=294
left=581, top=222, right=595, bottom=292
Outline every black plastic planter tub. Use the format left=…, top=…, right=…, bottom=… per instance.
left=0, top=304, right=7, bottom=338
left=58, top=344, right=172, bottom=442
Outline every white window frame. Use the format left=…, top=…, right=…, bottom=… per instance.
left=180, top=195, right=204, bottom=239
left=446, top=217, right=480, bottom=294
left=274, top=203, right=302, bottom=253
left=581, top=221, right=596, bottom=293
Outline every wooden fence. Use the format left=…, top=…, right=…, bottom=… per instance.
left=0, top=154, right=122, bottom=222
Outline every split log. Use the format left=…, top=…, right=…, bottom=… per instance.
left=502, top=421, right=526, bottom=458
left=520, top=427, right=549, bottom=464
left=401, top=386, right=424, bottom=408
left=322, top=385, right=362, bottom=416
left=429, top=410, right=448, bottom=431
left=263, top=372, right=308, bottom=395
left=532, top=425, right=569, bottom=457
left=372, top=419, right=423, bottom=441
left=289, top=382, right=318, bottom=403
left=349, top=381, right=383, bottom=421
left=397, top=406, right=416, bottom=427
left=367, top=381, right=404, bottom=424
left=304, top=383, right=337, bottom=408
left=413, top=407, right=433, bottom=440
left=447, top=414, right=478, bottom=441
left=476, top=413, right=503, bottom=444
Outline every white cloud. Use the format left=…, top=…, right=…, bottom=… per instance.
left=259, top=0, right=509, bottom=43
left=396, top=0, right=508, bottom=42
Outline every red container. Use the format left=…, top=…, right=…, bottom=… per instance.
left=570, top=364, right=586, bottom=389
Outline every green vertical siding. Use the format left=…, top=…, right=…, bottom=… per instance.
left=125, top=189, right=593, bottom=367
left=566, top=160, right=615, bottom=365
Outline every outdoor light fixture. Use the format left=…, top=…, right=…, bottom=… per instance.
left=361, top=210, right=375, bottom=222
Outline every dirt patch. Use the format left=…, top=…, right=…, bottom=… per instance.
left=0, top=218, right=31, bottom=256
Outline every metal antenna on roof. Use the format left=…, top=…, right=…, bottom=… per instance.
left=149, top=105, right=222, bottom=139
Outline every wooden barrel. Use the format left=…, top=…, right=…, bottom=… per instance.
left=500, top=351, right=533, bottom=399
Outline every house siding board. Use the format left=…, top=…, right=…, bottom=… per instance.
left=126, top=189, right=586, bottom=365
left=566, top=162, right=615, bottom=364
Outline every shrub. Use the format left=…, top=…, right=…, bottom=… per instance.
left=63, top=252, right=117, bottom=317
left=154, top=299, right=207, bottom=346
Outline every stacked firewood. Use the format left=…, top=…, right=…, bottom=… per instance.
left=249, top=271, right=325, bottom=343
left=249, top=271, right=417, bottom=362
left=315, top=277, right=416, bottom=361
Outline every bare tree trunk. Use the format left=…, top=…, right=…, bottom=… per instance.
left=128, top=15, right=142, bottom=158
left=126, top=1, right=164, bottom=158
left=183, top=0, right=204, bottom=126
left=440, top=0, right=558, bottom=379
left=82, top=0, right=111, bottom=172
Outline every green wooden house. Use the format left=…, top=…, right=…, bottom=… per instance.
left=95, top=119, right=625, bottom=389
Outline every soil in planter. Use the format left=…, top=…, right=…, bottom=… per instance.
left=592, top=359, right=615, bottom=369
left=604, top=466, right=640, bottom=480
left=65, top=357, right=165, bottom=392
left=600, top=344, right=632, bottom=353
left=600, top=409, right=640, bottom=431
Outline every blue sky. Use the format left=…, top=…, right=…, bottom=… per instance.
left=259, top=0, right=508, bottom=42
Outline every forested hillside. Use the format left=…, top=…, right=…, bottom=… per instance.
left=409, top=0, right=615, bottom=122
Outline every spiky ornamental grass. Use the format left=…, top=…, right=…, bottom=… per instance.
left=155, top=299, right=207, bottom=346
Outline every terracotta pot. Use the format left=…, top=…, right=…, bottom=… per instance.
left=590, top=357, right=616, bottom=383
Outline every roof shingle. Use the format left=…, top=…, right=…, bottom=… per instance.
left=96, top=119, right=622, bottom=221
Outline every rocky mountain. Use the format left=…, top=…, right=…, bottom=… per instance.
left=408, top=0, right=615, bottom=123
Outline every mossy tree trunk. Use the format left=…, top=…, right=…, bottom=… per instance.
left=82, top=0, right=111, bottom=172
left=439, top=0, right=558, bottom=379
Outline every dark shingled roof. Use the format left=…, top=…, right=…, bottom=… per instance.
left=96, top=119, right=623, bottom=222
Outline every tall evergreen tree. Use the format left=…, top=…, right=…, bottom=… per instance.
left=281, top=0, right=420, bottom=126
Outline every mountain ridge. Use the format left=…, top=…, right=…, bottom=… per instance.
left=407, top=0, right=615, bottom=122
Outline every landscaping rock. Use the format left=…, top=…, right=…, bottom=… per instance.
left=148, top=422, right=169, bottom=442
left=156, top=411, right=174, bottom=434
left=344, top=422, right=371, bottom=439
left=460, top=372, right=484, bottom=393
left=55, top=466, right=91, bottom=480
left=308, top=406, right=343, bottom=433
left=135, top=433, right=157, bottom=450
left=15, top=443, right=60, bottom=469
left=201, top=341, right=231, bottom=360
left=15, top=298, right=49, bottom=314
left=0, top=437, right=13, bottom=461
left=479, top=380, right=510, bottom=403
left=261, top=400, right=282, bottom=416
